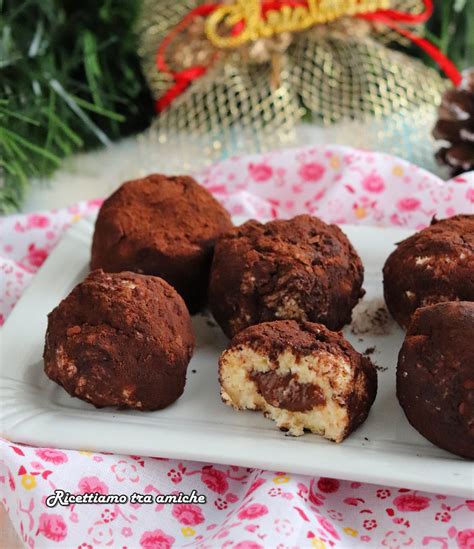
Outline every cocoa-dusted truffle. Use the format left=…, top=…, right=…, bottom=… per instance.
left=397, top=301, right=474, bottom=459
left=44, top=270, right=195, bottom=410
left=219, top=320, right=377, bottom=441
left=91, top=174, right=233, bottom=313
left=383, top=214, right=474, bottom=329
left=209, top=215, right=364, bottom=338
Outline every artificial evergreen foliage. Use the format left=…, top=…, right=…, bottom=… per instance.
left=1, top=0, right=153, bottom=211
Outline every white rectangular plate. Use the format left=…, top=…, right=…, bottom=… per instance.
left=1, top=217, right=472, bottom=497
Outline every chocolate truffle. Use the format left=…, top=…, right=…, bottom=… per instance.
left=91, top=174, right=233, bottom=313
left=44, top=270, right=195, bottom=410
left=383, top=214, right=474, bottom=329
left=397, top=301, right=474, bottom=459
left=219, top=320, right=377, bottom=441
left=209, top=215, right=364, bottom=338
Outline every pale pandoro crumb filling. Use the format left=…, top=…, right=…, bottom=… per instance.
left=219, top=346, right=354, bottom=442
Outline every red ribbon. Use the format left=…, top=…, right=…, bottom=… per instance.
left=360, top=11, right=462, bottom=86
left=155, top=0, right=461, bottom=112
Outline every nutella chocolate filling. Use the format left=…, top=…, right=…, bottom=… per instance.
left=250, top=371, right=325, bottom=412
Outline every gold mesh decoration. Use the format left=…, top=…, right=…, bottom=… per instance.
left=137, top=0, right=449, bottom=171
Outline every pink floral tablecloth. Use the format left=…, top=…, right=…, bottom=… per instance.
left=1, top=145, right=473, bottom=549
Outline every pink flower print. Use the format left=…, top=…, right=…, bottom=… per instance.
left=344, top=497, right=364, bottom=506
left=22, top=243, right=48, bottom=271
left=274, top=518, right=294, bottom=536
left=393, top=517, right=411, bottom=527
left=140, top=529, right=175, bottom=549
left=101, top=509, right=116, bottom=523
left=167, top=468, right=182, bottom=484
left=390, top=213, right=404, bottom=226
left=87, top=198, right=104, bottom=208
left=393, top=494, right=430, bottom=512
left=317, top=477, right=340, bottom=493
left=298, top=162, right=325, bottom=182
left=309, top=479, right=324, bottom=506
left=111, top=460, right=139, bottom=483
left=396, top=197, right=421, bottom=212
left=237, top=503, right=268, bottom=520
left=35, top=449, right=68, bottom=465
left=466, top=188, right=474, bottom=203
left=435, top=511, right=451, bottom=523
left=245, top=477, right=266, bottom=496
left=248, top=162, right=273, bottom=182
left=88, top=522, right=114, bottom=546
left=171, top=504, right=204, bottom=526
left=457, top=529, right=474, bottom=549
left=466, top=500, right=474, bottom=511
left=318, top=516, right=340, bottom=540
left=231, top=204, right=244, bottom=216
left=216, top=528, right=229, bottom=539
left=381, top=530, right=413, bottom=549
left=328, top=509, right=343, bottom=521
left=297, top=482, right=308, bottom=499
left=78, top=476, right=109, bottom=495
left=122, top=527, right=133, bottom=537
left=362, top=172, right=385, bottom=193
left=233, top=543, right=264, bottom=549
left=37, top=513, right=67, bottom=542
left=292, top=183, right=304, bottom=193
left=215, top=497, right=227, bottom=510
left=8, top=469, right=16, bottom=490
left=201, top=466, right=228, bottom=494
left=27, top=214, right=50, bottom=228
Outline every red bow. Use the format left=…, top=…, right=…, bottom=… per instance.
left=155, top=0, right=461, bottom=113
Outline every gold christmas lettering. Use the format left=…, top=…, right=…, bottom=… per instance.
left=205, top=0, right=390, bottom=48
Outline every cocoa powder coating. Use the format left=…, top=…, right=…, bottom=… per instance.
left=91, top=174, right=233, bottom=312
left=209, top=215, right=364, bottom=338
left=397, top=301, right=474, bottom=459
left=44, top=270, right=195, bottom=410
left=223, top=320, right=377, bottom=437
left=383, top=214, right=474, bottom=329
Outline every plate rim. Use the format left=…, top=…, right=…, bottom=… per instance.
left=1, top=217, right=473, bottom=498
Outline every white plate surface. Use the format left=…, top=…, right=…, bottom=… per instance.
left=1, top=217, right=473, bottom=497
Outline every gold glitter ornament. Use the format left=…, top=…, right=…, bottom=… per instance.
left=137, top=0, right=452, bottom=171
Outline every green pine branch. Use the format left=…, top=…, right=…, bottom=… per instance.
left=0, top=0, right=153, bottom=212
left=419, top=0, right=473, bottom=72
